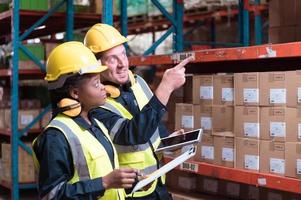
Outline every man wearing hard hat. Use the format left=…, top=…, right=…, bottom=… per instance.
left=84, top=24, right=193, bottom=200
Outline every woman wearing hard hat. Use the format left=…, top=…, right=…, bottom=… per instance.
left=32, top=41, right=168, bottom=199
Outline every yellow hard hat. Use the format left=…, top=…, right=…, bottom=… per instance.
left=84, top=23, right=128, bottom=53
left=45, top=41, right=107, bottom=84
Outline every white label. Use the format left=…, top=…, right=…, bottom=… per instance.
left=270, top=122, right=286, bottom=137
left=243, top=88, right=259, bottom=103
left=297, top=159, right=301, bottom=174
left=201, top=117, right=212, bottom=130
left=270, top=158, right=285, bottom=174
left=222, top=88, right=234, bottom=102
left=257, top=178, right=267, bottom=186
left=298, top=124, right=301, bottom=139
left=270, top=89, right=286, bottom=104
left=201, top=146, right=214, bottom=160
left=181, top=115, right=194, bottom=128
left=20, top=115, right=34, bottom=125
left=200, top=86, right=213, bottom=100
left=222, top=148, right=234, bottom=162
left=298, top=88, right=301, bottom=103
left=244, top=154, right=259, bottom=170
left=244, top=123, right=260, bottom=138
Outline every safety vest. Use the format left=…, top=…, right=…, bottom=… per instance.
left=33, top=114, right=124, bottom=200
left=101, top=75, right=165, bottom=198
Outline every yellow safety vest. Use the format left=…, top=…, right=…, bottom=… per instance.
left=101, top=75, right=165, bottom=198
left=33, top=114, right=124, bottom=200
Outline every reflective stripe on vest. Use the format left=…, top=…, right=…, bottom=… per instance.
left=101, top=75, right=165, bottom=197
left=35, top=115, right=124, bottom=200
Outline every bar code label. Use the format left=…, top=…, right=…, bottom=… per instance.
left=180, top=162, right=198, bottom=172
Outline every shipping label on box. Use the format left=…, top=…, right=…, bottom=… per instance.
left=260, top=107, right=296, bottom=141
left=195, top=134, right=214, bottom=163
left=260, top=141, right=285, bottom=175
left=234, top=106, right=260, bottom=138
left=213, top=75, right=234, bottom=105
left=200, top=106, right=212, bottom=133
left=260, top=72, right=289, bottom=106
left=234, top=73, right=260, bottom=106
left=235, top=137, right=260, bottom=171
left=214, top=135, right=234, bottom=167
left=183, top=75, right=213, bottom=105
left=175, top=103, right=200, bottom=131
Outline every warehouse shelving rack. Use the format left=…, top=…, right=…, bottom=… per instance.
left=129, top=41, right=301, bottom=195
left=0, top=0, right=269, bottom=199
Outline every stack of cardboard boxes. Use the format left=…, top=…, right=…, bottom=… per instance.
left=168, top=70, right=301, bottom=199
left=0, top=143, right=36, bottom=183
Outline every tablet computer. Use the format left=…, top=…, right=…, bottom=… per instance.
left=129, top=146, right=196, bottom=194
left=155, top=128, right=203, bottom=153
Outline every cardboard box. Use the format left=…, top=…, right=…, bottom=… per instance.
left=285, top=142, right=301, bottom=179
left=175, top=103, right=200, bottom=131
left=184, top=75, right=213, bottom=105
left=235, top=137, right=260, bottom=171
left=213, top=74, right=234, bottom=106
left=234, top=106, right=260, bottom=139
left=234, top=72, right=260, bottom=106
left=199, top=106, right=212, bottom=134
left=212, top=105, right=234, bottom=136
left=260, top=141, right=285, bottom=176
left=269, top=0, right=296, bottom=27
left=259, top=71, right=292, bottom=106
left=166, top=170, right=197, bottom=192
left=213, top=135, right=234, bottom=168
left=1, top=143, right=33, bottom=164
left=3, top=109, right=40, bottom=129
left=287, top=70, right=301, bottom=107
left=241, top=184, right=260, bottom=200
left=196, top=176, right=220, bottom=195
left=260, top=107, right=296, bottom=141
left=195, top=133, right=214, bottom=164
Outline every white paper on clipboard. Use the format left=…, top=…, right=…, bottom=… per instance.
left=130, top=146, right=197, bottom=194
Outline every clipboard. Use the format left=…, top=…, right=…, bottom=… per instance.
left=129, top=146, right=197, bottom=194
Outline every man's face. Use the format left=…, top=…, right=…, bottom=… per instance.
left=99, top=45, right=129, bottom=85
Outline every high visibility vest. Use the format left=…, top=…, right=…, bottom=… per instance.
left=33, top=114, right=124, bottom=200
left=101, top=75, right=165, bottom=198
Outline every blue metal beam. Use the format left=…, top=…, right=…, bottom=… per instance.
left=210, top=18, right=216, bottom=48
left=66, top=0, right=74, bottom=41
left=20, top=0, right=65, bottom=41
left=173, top=0, right=184, bottom=52
left=102, top=0, right=113, bottom=25
left=18, top=105, right=51, bottom=138
left=120, top=0, right=129, bottom=51
left=254, top=0, right=262, bottom=45
left=143, top=27, right=174, bottom=56
left=19, top=44, right=45, bottom=71
left=18, top=141, right=32, bottom=155
left=242, top=0, right=250, bottom=46
left=151, top=0, right=176, bottom=26
left=12, top=0, right=20, bottom=198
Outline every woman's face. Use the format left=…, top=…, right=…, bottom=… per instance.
left=75, top=73, right=106, bottom=111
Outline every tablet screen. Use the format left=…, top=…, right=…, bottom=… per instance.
left=161, top=130, right=200, bottom=146
left=155, top=129, right=202, bottom=153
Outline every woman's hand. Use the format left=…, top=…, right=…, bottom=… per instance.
left=102, top=168, right=139, bottom=189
